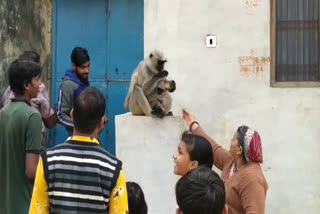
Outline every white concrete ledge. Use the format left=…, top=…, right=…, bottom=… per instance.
left=116, top=113, right=186, bottom=214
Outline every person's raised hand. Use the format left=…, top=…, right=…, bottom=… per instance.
left=31, top=84, right=53, bottom=118
left=182, top=108, right=197, bottom=127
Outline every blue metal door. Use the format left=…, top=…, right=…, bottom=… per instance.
left=51, top=0, right=143, bottom=154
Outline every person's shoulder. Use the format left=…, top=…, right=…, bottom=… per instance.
left=6, top=102, right=41, bottom=122
left=25, top=105, right=42, bottom=121
left=61, top=77, right=78, bottom=85
left=14, top=101, right=38, bottom=113
left=239, top=162, right=268, bottom=187
left=96, top=147, right=122, bottom=165
left=60, top=77, right=80, bottom=90
left=46, top=142, right=67, bottom=151
left=97, top=146, right=117, bottom=158
left=19, top=102, right=39, bottom=113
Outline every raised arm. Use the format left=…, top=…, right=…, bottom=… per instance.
left=142, top=70, right=168, bottom=97
left=182, top=108, right=233, bottom=170
left=31, top=84, right=57, bottom=129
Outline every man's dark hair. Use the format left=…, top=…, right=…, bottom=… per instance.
left=176, top=166, right=225, bottom=214
left=181, top=131, right=213, bottom=168
left=126, top=182, right=148, bottom=214
left=71, top=47, right=90, bottom=66
left=73, top=87, right=105, bottom=134
left=9, top=59, right=42, bottom=96
left=18, top=51, right=40, bottom=63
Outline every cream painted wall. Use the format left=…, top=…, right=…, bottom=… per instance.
left=116, top=114, right=185, bottom=214
left=144, top=0, right=320, bottom=213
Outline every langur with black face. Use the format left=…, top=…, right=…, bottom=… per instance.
left=124, top=50, right=175, bottom=117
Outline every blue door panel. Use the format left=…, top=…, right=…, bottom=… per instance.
left=55, top=0, right=108, bottom=81
left=105, top=82, right=130, bottom=154
left=51, top=0, right=143, bottom=154
left=108, top=0, right=144, bottom=80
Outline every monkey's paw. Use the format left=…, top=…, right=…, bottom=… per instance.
left=155, top=70, right=169, bottom=78
left=168, top=80, right=176, bottom=92
left=151, top=108, right=165, bottom=118
left=157, top=87, right=165, bottom=95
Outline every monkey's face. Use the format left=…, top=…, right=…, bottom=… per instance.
left=156, top=59, right=167, bottom=71
left=149, top=50, right=167, bottom=72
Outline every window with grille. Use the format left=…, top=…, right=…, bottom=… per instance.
left=271, top=0, right=320, bottom=87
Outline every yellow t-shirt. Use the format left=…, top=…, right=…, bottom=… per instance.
left=29, top=136, right=129, bottom=214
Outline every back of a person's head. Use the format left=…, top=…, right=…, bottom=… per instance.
left=181, top=131, right=213, bottom=168
left=176, top=166, right=225, bottom=214
left=73, top=87, right=105, bottom=134
left=71, top=47, right=90, bottom=66
left=8, top=59, right=42, bottom=96
left=126, top=182, right=148, bottom=214
left=18, top=50, right=40, bottom=63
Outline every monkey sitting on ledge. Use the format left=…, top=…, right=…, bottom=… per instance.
left=145, top=70, right=175, bottom=118
left=124, top=50, right=176, bottom=118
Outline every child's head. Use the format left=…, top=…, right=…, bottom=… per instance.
left=173, top=131, right=213, bottom=176
left=175, top=166, right=226, bottom=214
left=126, top=182, right=148, bottom=214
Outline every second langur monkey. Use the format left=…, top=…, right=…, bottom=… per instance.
left=124, top=50, right=170, bottom=116
left=144, top=70, right=176, bottom=118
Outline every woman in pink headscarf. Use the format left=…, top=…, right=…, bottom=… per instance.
left=183, top=109, right=268, bottom=214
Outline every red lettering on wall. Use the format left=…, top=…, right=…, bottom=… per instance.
left=238, top=49, right=270, bottom=77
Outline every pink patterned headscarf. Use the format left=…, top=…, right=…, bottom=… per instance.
left=243, top=128, right=263, bottom=163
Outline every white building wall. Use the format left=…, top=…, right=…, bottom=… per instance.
left=116, top=114, right=185, bottom=214
left=143, top=0, right=320, bottom=213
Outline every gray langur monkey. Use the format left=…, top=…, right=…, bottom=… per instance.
left=124, top=50, right=175, bottom=117
left=144, top=70, right=176, bottom=118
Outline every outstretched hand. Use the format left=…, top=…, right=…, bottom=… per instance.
left=182, top=108, right=197, bottom=126
left=31, top=84, right=53, bottom=118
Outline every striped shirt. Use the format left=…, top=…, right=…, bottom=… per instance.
left=41, top=138, right=122, bottom=213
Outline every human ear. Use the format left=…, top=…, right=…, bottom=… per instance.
left=237, top=145, right=243, bottom=156
left=176, top=208, right=183, bottom=214
left=190, top=160, right=199, bottom=170
left=97, top=117, right=105, bottom=135
left=99, top=117, right=105, bottom=128
left=72, top=63, right=76, bottom=71
left=24, top=81, right=31, bottom=91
